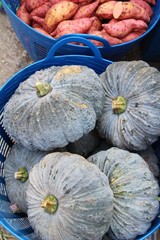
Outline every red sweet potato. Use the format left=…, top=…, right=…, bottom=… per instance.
left=51, top=17, right=95, bottom=37
left=88, top=31, right=104, bottom=46
left=78, top=0, right=95, bottom=6
left=121, top=29, right=146, bottom=42
left=130, top=0, right=153, bottom=17
left=96, top=1, right=117, bottom=19
left=108, top=18, right=119, bottom=24
left=32, top=20, right=42, bottom=28
left=43, top=1, right=79, bottom=33
left=53, top=30, right=76, bottom=38
left=88, top=16, right=102, bottom=33
left=30, top=2, right=52, bottom=18
left=143, top=0, right=156, bottom=5
left=33, top=27, right=52, bottom=36
left=103, top=19, right=148, bottom=38
left=99, top=0, right=115, bottom=3
left=113, top=1, right=150, bottom=22
left=69, top=0, right=93, bottom=3
left=90, top=30, right=123, bottom=46
left=31, top=16, right=45, bottom=27
left=73, top=0, right=99, bottom=19
left=16, top=2, right=31, bottom=25
left=25, top=0, right=49, bottom=12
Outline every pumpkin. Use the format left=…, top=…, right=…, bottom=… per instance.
left=4, top=144, right=47, bottom=213
left=97, top=60, right=160, bottom=151
left=138, top=146, right=160, bottom=179
left=26, top=152, right=113, bottom=240
left=88, top=147, right=160, bottom=240
left=67, top=129, right=102, bottom=158
left=2, top=65, right=105, bottom=151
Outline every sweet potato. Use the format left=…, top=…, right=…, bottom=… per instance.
left=32, top=20, right=42, bottom=28
left=87, top=31, right=104, bottom=46
left=96, top=1, right=117, bottom=19
left=143, top=0, right=156, bottom=5
left=30, top=2, right=52, bottom=18
left=69, top=0, right=93, bottom=3
left=73, top=0, right=99, bottom=19
left=16, top=2, right=31, bottom=25
left=53, top=30, right=76, bottom=38
left=43, top=1, right=79, bottom=33
left=31, top=16, right=45, bottom=26
left=121, top=29, right=146, bottom=42
left=51, top=17, right=95, bottom=37
left=90, top=30, right=123, bottom=46
left=88, top=16, right=102, bottom=33
left=33, top=27, right=52, bottom=37
left=103, top=19, right=148, bottom=38
left=113, top=1, right=150, bottom=22
left=99, top=0, right=115, bottom=3
left=25, top=0, right=49, bottom=12
left=78, top=0, right=95, bottom=6
left=130, top=0, right=153, bottom=17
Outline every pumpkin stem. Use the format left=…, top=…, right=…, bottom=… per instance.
left=154, top=196, right=160, bottom=201
left=112, top=96, right=127, bottom=114
left=35, top=82, right=52, bottom=97
left=41, top=195, right=58, bottom=214
left=14, top=167, right=28, bottom=183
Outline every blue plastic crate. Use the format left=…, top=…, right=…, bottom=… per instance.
left=2, top=0, right=160, bottom=61
left=0, top=36, right=160, bottom=240
left=141, top=18, right=160, bottom=62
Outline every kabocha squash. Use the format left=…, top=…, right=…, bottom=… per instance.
left=97, top=60, right=160, bottom=151
left=4, top=144, right=47, bottom=213
left=26, top=152, right=113, bottom=240
left=2, top=65, right=105, bottom=151
left=88, top=147, right=160, bottom=240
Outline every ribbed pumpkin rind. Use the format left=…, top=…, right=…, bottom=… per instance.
left=4, top=144, right=46, bottom=213
left=26, top=152, right=113, bottom=240
left=3, top=65, right=105, bottom=151
left=88, top=147, right=160, bottom=240
left=97, top=60, right=160, bottom=151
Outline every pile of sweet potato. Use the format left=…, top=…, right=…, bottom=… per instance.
left=16, top=0, right=156, bottom=46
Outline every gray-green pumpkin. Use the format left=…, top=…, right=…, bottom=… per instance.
left=3, top=65, right=105, bottom=151
left=4, top=144, right=47, bottom=213
left=26, top=152, right=113, bottom=240
left=97, top=60, right=160, bottom=151
left=88, top=147, right=160, bottom=240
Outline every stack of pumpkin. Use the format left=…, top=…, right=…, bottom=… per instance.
left=2, top=61, right=160, bottom=240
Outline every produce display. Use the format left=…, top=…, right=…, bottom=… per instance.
left=16, top=0, right=156, bottom=46
left=2, top=61, right=160, bottom=240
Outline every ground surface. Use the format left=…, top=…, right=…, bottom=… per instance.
left=0, top=12, right=32, bottom=88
